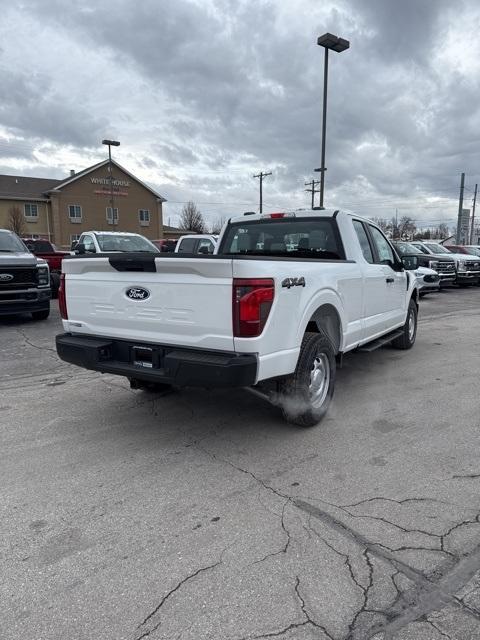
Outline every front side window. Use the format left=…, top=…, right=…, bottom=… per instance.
left=106, top=207, right=119, bottom=224
left=70, top=234, right=81, bottom=245
left=368, top=225, right=395, bottom=264
left=68, top=205, right=82, bottom=221
left=353, top=220, right=374, bottom=264
left=139, top=209, right=150, bottom=225
left=24, top=203, right=38, bottom=219
left=82, top=235, right=96, bottom=253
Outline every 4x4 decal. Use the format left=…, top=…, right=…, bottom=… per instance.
left=281, top=277, right=306, bottom=289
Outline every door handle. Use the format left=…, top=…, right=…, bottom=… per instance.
left=386, top=277, right=394, bottom=283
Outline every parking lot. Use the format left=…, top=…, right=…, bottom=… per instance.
left=2, top=289, right=480, bottom=640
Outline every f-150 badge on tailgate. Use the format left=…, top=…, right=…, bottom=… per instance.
left=126, top=287, right=150, bottom=300
left=282, top=277, right=306, bottom=289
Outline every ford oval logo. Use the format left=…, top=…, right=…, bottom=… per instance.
left=0, top=273, right=13, bottom=282
left=126, top=287, right=150, bottom=301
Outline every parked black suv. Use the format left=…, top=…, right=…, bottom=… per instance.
left=0, top=230, right=51, bottom=320
left=393, top=241, right=456, bottom=286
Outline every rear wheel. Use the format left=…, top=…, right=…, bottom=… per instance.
left=392, top=299, right=417, bottom=350
left=31, top=308, right=50, bottom=321
left=278, top=331, right=336, bottom=428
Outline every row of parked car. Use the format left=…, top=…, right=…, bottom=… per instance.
left=20, top=232, right=219, bottom=296
left=393, top=240, right=480, bottom=295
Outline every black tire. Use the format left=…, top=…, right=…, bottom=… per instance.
left=278, top=331, right=336, bottom=428
left=50, top=273, right=60, bottom=299
left=31, top=308, right=50, bottom=321
left=392, top=299, right=417, bottom=350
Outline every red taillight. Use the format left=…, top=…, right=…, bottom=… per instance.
left=233, top=278, right=274, bottom=337
left=269, top=213, right=286, bottom=218
left=58, top=273, right=68, bottom=320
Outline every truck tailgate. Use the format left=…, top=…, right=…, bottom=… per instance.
left=63, top=255, right=234, bottom=351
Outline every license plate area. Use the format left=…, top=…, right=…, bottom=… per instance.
left=131, top=345, right=157, bottom=369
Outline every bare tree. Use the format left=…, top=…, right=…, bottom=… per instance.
left=370, top=217, right=390, bottom=233
left=7, top=205, right=26, bottom=236
left=398, top=216, right=416, bottom=240
left=438, top=223, right=449, bottom=239
left=179, top=201, right=205, bottom=233
left=209, top=216, right=226, bottom=234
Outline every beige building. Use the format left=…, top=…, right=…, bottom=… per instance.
left=0, top=160, right=166, bottom=248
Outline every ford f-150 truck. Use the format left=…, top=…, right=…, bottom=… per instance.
left=56, top=210, right=419, bottom=427
left=0, top=229, right=51, bottom=319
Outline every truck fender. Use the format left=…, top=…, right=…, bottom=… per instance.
left=296, top=290, right=345, bottom=355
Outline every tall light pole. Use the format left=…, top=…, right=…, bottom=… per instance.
left=314, top=33, right=349, bottom=209
left=102, top=139, right=120, bottom=226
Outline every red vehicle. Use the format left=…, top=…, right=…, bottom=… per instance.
left=151, top=238, right=177, bottom=252
left=22, top=238, right=69, bottom=296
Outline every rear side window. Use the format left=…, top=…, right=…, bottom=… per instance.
left=177, top=238, right=197, bottom=253
left=219, top=218, right=344, bottom=260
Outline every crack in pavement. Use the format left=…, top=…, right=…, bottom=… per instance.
left=165, top=433, right=480, bottom=640
left=16, top=327, right=57, bottom=354
left=135, top=559, right=222, bottom=640
left=250, top=500, right=292, bottom=566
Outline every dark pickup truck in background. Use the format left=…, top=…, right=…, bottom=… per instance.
left=0, top=230, right=51, bottom=320
left=22, top=238, right=68, bottom=297
left=393, top=241, right=456, bottom=287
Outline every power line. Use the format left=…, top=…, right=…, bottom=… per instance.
left=253, top=171, right=272, bottom=214
left=305, top=180, right=320, bottom=209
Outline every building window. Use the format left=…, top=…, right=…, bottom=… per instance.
left=68, top=205, right=82, bottom=222
left=106, top=207, right=119, bottom=224
left=139, top=209, right=150, bottom=226
left=24, top=203, right=38, bottom=220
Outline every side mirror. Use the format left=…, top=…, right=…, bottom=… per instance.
left=75, top=243, right=86, bottom=254
left=402, top=255, right=418, bottom=270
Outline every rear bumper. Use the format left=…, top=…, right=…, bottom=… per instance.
left=0, top=288, right=51, bottom=316
left=55, top=333, right=258, bottom=388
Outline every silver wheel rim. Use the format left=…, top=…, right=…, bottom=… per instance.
left=408, top=309, right=415, bottom=341
left=309, top=353, right=330, bottom=409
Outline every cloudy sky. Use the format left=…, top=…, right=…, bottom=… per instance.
left=1, top=0, right=480, bottom=229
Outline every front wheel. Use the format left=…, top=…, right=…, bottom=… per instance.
left=278, top=331, right=336, bottom=428
left=392, top=299, right=417, bottom=350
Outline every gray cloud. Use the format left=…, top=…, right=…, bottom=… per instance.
left=2, top=0, right=480, bottom=226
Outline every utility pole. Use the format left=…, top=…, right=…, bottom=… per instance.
left=456, top=172, right=465, bottom=244
left=253, top=171, right=272, bottom=213
left=305, top=180, right=320, bottom=209
left=470, top=183, right=477, bottom=244
left=395, top=208, right=398, bottom=239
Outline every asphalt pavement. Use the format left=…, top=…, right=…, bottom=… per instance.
left=2, top=288, right=480, bottom=640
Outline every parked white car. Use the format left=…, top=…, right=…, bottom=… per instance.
left=56, top=210, right=419, bottom=427
left=413, top=266, right=440, bottom=295
left=71, top=231, right=159, bottom=254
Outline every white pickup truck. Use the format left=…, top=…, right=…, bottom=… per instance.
left=56, top=210, right=419, bottom=427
